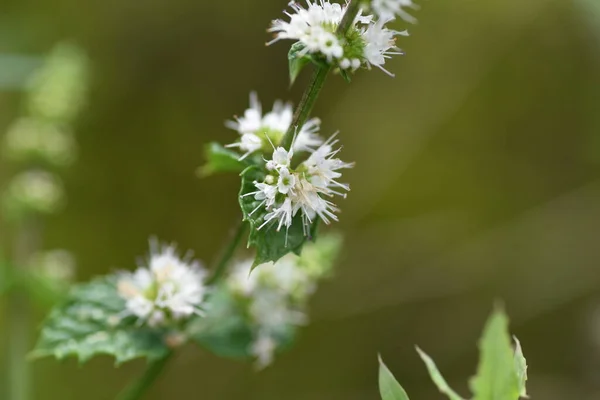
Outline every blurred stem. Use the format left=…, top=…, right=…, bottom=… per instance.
left=280, top=0, right=362, bottom=150
left=116, top=353, right=174, bottom=400
left=8, top=218, right=41, bottom=400
left=208, top=221, right=248, bottom=285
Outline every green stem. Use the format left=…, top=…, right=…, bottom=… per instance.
left=116, top=353, right=174, bottom=400
left=280, top=0, right=362, bottom=151
left=208, top=221, right=248, bottom=285
left=8, top=218, right=40, bottom=400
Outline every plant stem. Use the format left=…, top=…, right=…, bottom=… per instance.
left=116, top=353, right=174, bottom=400
left=208, top=220, right=248, bottom=285
left=280, top=0, right=362, bottom=150
left=8, top=218, right=41, bottom=400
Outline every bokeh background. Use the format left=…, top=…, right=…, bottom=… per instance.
left=2, top=0, right=600, bottom=398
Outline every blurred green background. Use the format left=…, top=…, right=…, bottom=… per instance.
left=2, top=0, right=600, bottom=398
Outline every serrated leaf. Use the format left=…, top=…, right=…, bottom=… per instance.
left=378, top=355, right=410, bottom=400
left=513, top=337, right=528, bottom=398
left=470, top=309, right=521, bottom=400
left=238, top=166, right=314, bottom=267
left=288, top=42, right=312, bottom=85
left=416, top=347, right=465, bottom=400
left=197, top=142, right=245, bottom=177
left=31, top=276, right=169, bottom=365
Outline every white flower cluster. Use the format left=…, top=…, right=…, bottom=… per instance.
left=117, top=241, right=208, bottom=327
left=226, top=92, right=322, bottom=160
left=269, top=0, right=409, bottom=76
left=371, top=0, right=420, bottom=23
left=228, top=255, right=317, bottom=368
left=246, top=135, right=353, bottom=235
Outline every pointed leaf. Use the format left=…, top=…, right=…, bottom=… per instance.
left=378, top=355, right=410, bottom=400
left=513, top=337, right=528, bottom=398
left=197, top=142, right=245, bottom=177
left=238, top=166, right=313, bottom=267
left=31, top=276, right=169, bottom=365
left=288, top=42, right=312, bottom=85
left=470, top=309, right=521, bottom=400
left=416, top=347, right=465, bottom=400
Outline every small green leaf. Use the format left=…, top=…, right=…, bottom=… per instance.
left=513, top=337, right=528, bottom=398
left=470, top=308, right=521, bottom=400
left=238, top=166, right=313, bottom=267
left=197, top=142, right=245, bottom=177
left=416, top=347, right=465, bottom=400
left=31, top=276, right=169, bottom=365
left=288, top=42, right=312, bottom=85
left=378, top=355, right=410, bottom=400
left=339, top=68, right=352, bottom=83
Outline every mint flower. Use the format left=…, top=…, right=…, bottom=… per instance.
left=226, top=92, right=322, bottom=159
left=269, top=0, right=406, bottom=76
left=117, top=241, right=207, bottom=327
left=247, top=135, right=353, bottom=234
left=371, top=0, right=419, bottom=23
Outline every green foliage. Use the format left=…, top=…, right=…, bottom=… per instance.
left=197, top=142, right=246, bottom=177
left=470, top=309, right=521, bottom=400
left=287, top=42, right=329, bottom=85
left=288, top=42, right=312, bottom=85
left=379, top=309, right=528, bottom=400
left=238, top=166, right=313, bottom=267
left=190, top=288, right=254, bottom=359
left=31, top=276, right=170, bottom=364
left=513, top=337, right=528, bottom=398
left=378, top=355, right=410, bottom=400
left=416, top=347, right=465, bottom=400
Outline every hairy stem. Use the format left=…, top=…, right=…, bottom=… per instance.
left=116, top=353, right=174, bottom=400
left=208, top=220, right=248, bottom=284
left=280, top=0, right=362, bottom=150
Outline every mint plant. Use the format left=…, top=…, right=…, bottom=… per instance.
left=378, top=308, right=529, bottom=400
left=23, top=1, right=424, bottom=399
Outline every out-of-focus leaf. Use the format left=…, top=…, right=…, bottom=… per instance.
left=31, top=276, right=169, bottom=365
left=416, top=347, right=465, bottom=400
left=470, top=309, right=520, bottom=400
left=197, top=142, right=245, bottom=178
left=238, top=166, right=313, bottom=267
left=513, top=337, right=528, bottom=398
left=191, top=288, right=254, bottom=359
left=378, top=355, right=410, bottom=400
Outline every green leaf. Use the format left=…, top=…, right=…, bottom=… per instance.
left=470, top=309, right=521, bottom=400
left=31, top=276, right=169, bottom=365
left=190, top=288, right=254, bottom=359
left=339, top=68, right=352, bottom=83
left=197, top=142, right=245, bottom=177
left=513, top=337, right=528, bottom=398
left=238, top=166, right=313, bottom=267
left=416, top=347, right=465, bottom=400
left=378, top=355, right=410, bottom=400
left=288, top=42, right=312, bottom=85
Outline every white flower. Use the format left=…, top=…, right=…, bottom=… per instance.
left=362, top=20, right=408, bottom=76
left=251, top=333, right=277, bottom=369
left=117, top=240, right=207, bottom=327
left=268, top=1, right=409, bottom=76
left=226, top=92, right=323, bottom=159
left=371, top=0, right=419, bottom=23
left=250, top=134, right=353, bottom=234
